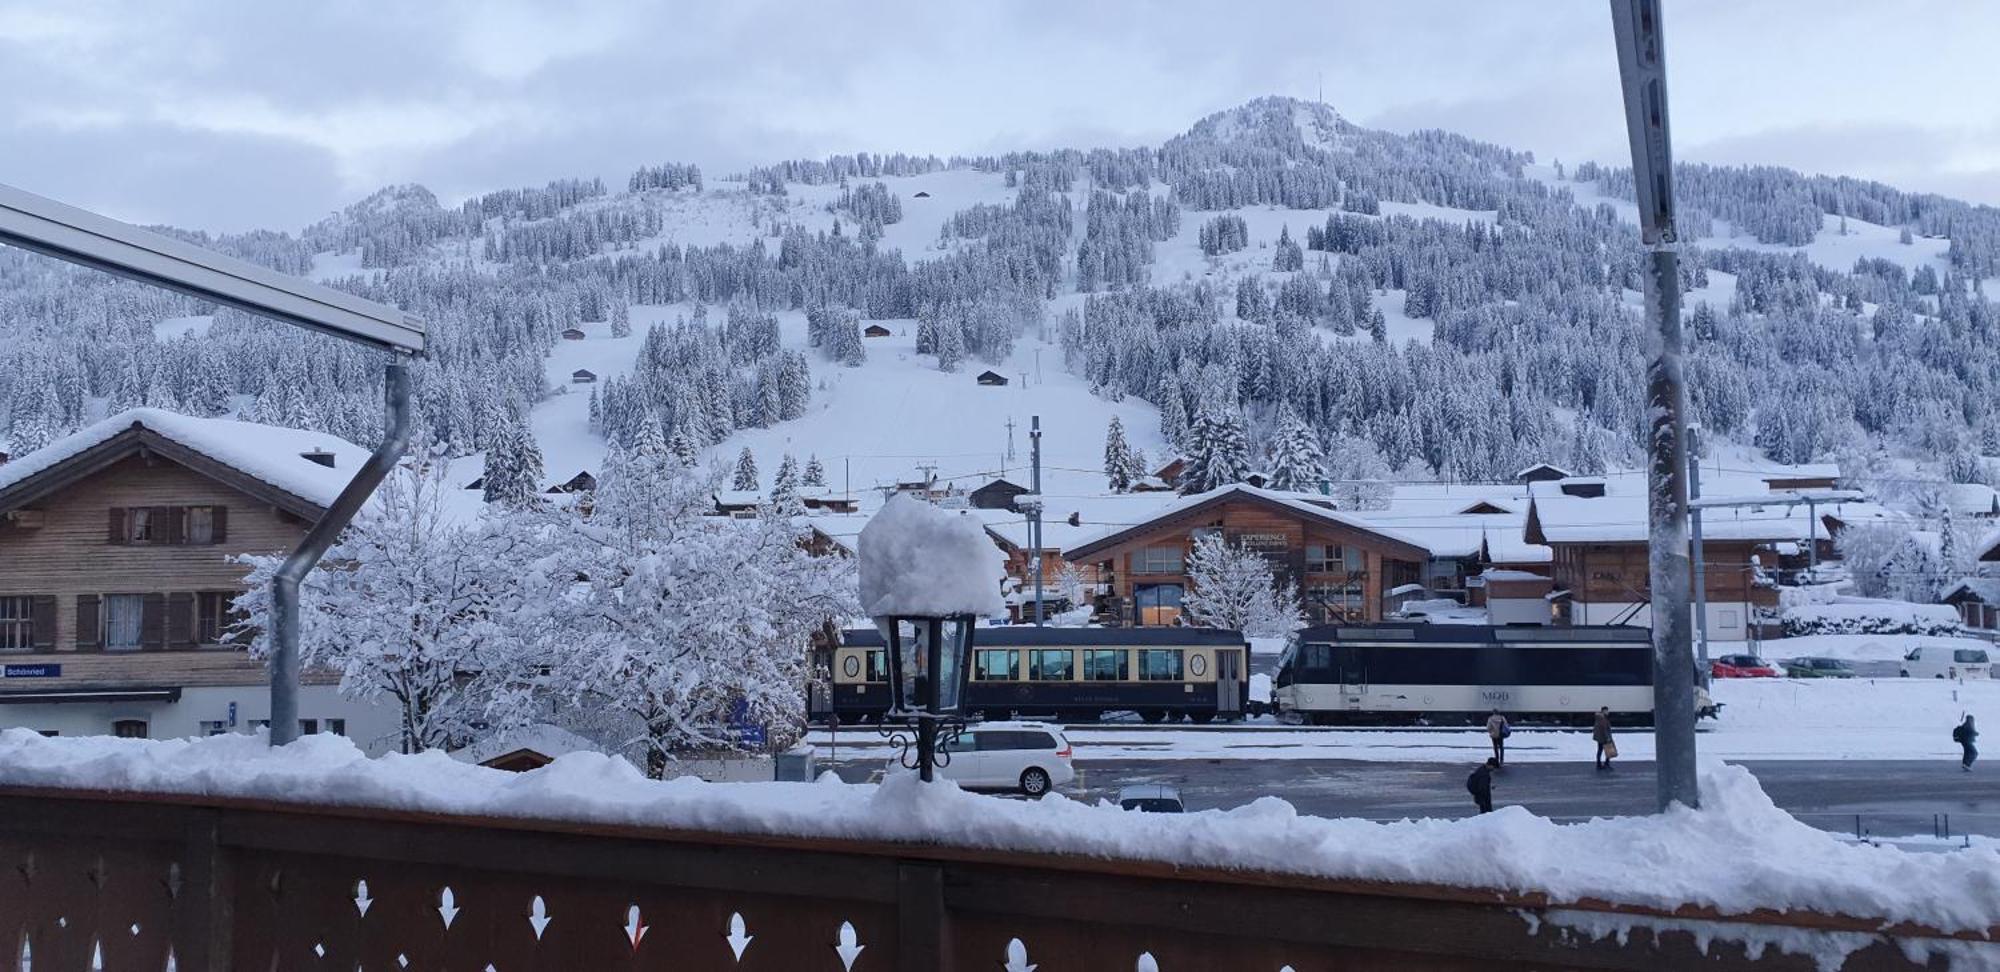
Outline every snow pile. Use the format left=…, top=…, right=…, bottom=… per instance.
left=1781, top=601, right=1966, bottom=638
left=857, top=494, right=1005, bottom=617
left=1, top=729, right=1995, bottom=935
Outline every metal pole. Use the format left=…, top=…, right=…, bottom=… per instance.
left=270, top=360, right=413, bottom=745
left=1611, top=0, right=1698, bottom=810
left=1689, top=425, right=1710, bottom=687
left=1030, top=416, right=1045, bottom=626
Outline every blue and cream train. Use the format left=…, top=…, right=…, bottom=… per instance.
left=1274, top=624, right=1663, bottom=725
left=818, top=627, right=1251, bottom=724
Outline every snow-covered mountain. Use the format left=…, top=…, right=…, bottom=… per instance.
left=4, top=95, right=1998, bottom=503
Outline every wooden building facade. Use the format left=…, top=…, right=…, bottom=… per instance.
left=1063, top=487, right=1428, bottom=627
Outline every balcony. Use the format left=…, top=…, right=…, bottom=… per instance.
left=6, top=787, right=1987, bottom=970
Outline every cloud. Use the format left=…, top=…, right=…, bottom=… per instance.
left=1, top=0, right=1997, bottom=232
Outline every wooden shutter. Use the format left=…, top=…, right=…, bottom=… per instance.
left=211, top=506, right=229, bottom=544
left=75, top=595, right=100, bottom=649
left=29, top=596, right=56, bottom=650
left=108, top=508, right=126, bottom=544
left=167, top=592, right=195, bottom=648
left=140, top=593, right=166, bottom=650
left=158, top=506, right=182, bottom=544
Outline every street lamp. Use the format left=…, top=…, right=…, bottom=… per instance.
left=858, top=494, right=1007, bottom=783
left=872, top=615, right=977, bottom=781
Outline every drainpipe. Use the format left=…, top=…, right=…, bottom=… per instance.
left=269, top=360, right=413, bottom=746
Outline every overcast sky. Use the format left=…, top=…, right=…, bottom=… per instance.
left=4, top=1, right=1996, bottom=233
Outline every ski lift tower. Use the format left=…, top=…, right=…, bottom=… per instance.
left=0, top=183, right=425, bottom=747
left=1610, top=0, right=1698, bottom=811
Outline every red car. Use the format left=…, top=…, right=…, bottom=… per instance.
left=1711, top=654, right=1779, bottom=678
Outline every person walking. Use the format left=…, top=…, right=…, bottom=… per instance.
left=1593, top=706, right=1616, bottom=770
left=1486, top=710, right=1510, bottom=766
left=1954, top=715, right=1978, bottom=771
left=1466, top=757, right=1497, bottom=814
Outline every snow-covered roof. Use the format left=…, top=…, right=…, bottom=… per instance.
left=1980, top=526, right=2000, bottom=562
left=0, top=407, right=369, bottom=512
left=1524, top=471, right=1893, bottom=546
left=449, top=724, right=604, bottom=766
left=1942, top=577, right=2000, bottom=604
left=1064, top=484, right=1430, bottom=559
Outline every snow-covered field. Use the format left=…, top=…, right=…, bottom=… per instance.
left=813, top=678, right=1996, bottom=763
left=4, top=728, right=1995, bottom=946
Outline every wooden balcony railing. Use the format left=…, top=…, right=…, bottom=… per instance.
left=0, top=785, right=1986, bottom=970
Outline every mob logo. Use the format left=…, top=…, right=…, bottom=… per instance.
left=1479, top=689, right=1512, bottom=704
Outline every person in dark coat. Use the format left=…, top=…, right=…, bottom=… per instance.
left=1593, top=706, right=1615, bottom=770
left=1466, top=757, right=1497, bottom=814
left=1955, top=716, right=1978, bottom=771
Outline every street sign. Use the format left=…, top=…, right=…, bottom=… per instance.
left=2, top=664, right=60, bottom=678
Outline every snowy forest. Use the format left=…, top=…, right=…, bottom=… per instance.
left=4, top=95, right=2000, bottom=499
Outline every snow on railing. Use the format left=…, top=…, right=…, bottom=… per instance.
left=0, top=730, right=1995, bottom=969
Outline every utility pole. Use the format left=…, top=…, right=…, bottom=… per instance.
left=1688, top=424, right=1710, bottom=687
left=1005, top=416, right=1017, bottom=467
left=1030, top=415, right=1045, bottom=625
left=1611, top=0, right=1698, bottom=811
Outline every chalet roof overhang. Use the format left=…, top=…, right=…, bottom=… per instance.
left=0, top=424, right=328, bottom=521
left=1065, top=488, right=1429, bottom=563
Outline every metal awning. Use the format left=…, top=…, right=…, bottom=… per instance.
left=0, top=687, right=182, bottom=705
left=0, top=183, right=423, bottom=353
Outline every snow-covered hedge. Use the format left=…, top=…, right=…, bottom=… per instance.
left=1, top=729, right=1996, bottom=940
left=1781, top=602, right=1966, bottom=638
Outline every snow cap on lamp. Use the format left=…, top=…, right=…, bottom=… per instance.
left=858, top=494, right=1005, bottom=618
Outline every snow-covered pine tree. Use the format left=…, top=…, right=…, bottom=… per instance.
left=1266, top=408, right=1326, bottom=492
left=1183, top=534, right=1302, bottom=638
left=1103, top=416, right=1132, bottom=491
left=771, top=454, right=799, bottom=502
left=668, top=428, right=698, bottom=467
left=1181, top=405, right=1251, bottom=494
left=1273, top=226, right=1303, bottom=272
left=936, top=317, right=965, bottom=373
left=802, top=454, right=827, bottom=487
left=732, top=447, right=759, bottom=490
left=482, top=414, right=545, bottom=508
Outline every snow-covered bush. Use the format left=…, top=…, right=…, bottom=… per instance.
left=1184, top=534, right=1301, bottom=638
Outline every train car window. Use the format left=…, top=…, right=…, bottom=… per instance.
left=866, top=649, right=888, bottom=682
left=1302, top=644, right=1334, bottom=670
left=974, top=649, right=1021, bottom=681
left=1137, top=649, right=1184, bottom=681
left=1030, top=649, right=1075, bottom=680
left=1083, top=649, right=1129, bottom=681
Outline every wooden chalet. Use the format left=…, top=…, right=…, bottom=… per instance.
left=1062, top=485, right=1429, bottom=626
left=1152, top=457, right=1188, bottom=490
left=863, top=323, right=892, bottom=338
left=1514, top=463, right=1573, bottom=485
left=571, top=369, right=597, bottom=384
left=975, top=370, right=1009, bottom=387
left=0, top=409, right=396, bottom=746
left=560, top=328, right=586, bottom=341
left=546, top=471, right=597, bottom=494
left=969, top=478, right=1029, bottom=511
left=1943, top=578, right=1999, bottom=635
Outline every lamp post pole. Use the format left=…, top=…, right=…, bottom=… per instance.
left=1611, top=0, right=1698, bottom=811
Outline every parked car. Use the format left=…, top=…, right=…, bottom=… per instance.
left=1712, top=654, right=1779, bottom=678
left=935, top=722, right=1074, bottom=797
left=1782, top=657, right=1856, bottom=679
left=1116, top=784, right=1185, bottom=813
left=1901, top=645, right=1993, bottom=680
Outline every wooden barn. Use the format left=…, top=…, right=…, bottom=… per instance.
left=571, top=369, right=597, bottom=384
left=560, top=328, right=586, bottom=341
left=863, top=323, right=892, bottom=338
left=975, top=370, right=1009, bottom=387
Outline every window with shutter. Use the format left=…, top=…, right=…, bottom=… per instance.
left=108, top=508, right=126, bottom=544
left=103, top=595, right=143, bottom=651
left=140, top=593, right=166, bottom=649
left=75, top=594, right=100, bottom=648
left=211, top=506, right=229, bottom=544
left=30, top=596, right=55, bottom=650
left=185, top=507, right=214, bottom=544
left=156, top=506, right=181, bottom=544
left=167, top=592, right=195, bottom=648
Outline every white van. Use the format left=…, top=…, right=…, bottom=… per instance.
left=1901, top=645, right=1992, bottom=680
left=935, top=722, right=1074, bottom=796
